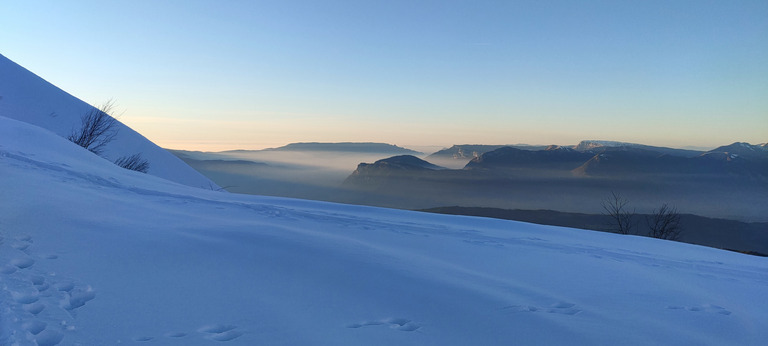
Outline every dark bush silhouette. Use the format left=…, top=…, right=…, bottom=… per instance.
left=646, top=204, right=682, bottom=240
left=114, top=153, right=150, bottom=173
left=67, top=101, right=118, bottom=155
left=601, top=191, right=635, bottom=235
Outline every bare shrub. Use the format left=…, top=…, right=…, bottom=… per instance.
left=601, top=191, right=636, bottom=235
left=114, top=153, right=150, bottom=173
left=67, top=101, right=118, bottom=155
left=647, top=204, right=682, bottom=241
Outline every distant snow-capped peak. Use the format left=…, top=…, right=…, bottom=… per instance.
left=572, top=140, right=640, bottom=151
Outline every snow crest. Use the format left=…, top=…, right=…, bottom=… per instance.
left=0, top=53, right=218, bottom=189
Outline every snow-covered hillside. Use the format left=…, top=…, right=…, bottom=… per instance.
left=0, top=53, right=217, bottom=189
left=1, top=115, right=767, bottom=345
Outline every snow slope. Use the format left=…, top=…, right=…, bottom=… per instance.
left=1, top=115, right=767, bottom=345
left=0, top=53, right=217, bottom=189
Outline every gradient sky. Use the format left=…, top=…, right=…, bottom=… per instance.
left=2, top=0, right=766, bottom=151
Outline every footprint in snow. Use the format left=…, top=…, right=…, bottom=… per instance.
left=666, top=304, right=731, bottom=315
left=15, top=234, right=33, bottom=242
left=136, top=324, right=244, bottom=342
left=11, top=241, right=31, bottom=251
left=164, top=331, right=188, bottom=338
left=11, top=289, right=40, bottom=304
left=28, top=275, right=51, bottom=292
left=0, top=233, right=96, bottom=346
left=24, top=302, right=46, bottom=315
left=35, top=328, right=64, bottom=346
left=55, top=281, right=75, bottom=292
left=0, top=264, right=18, bottom=274
left=22, top=320, right=47, bottom=335
left=134, top=326, right=240, bottom=343
left=463, top=239, right=504, bottom=247
left=11, top=257, right=35, bottom=269
left=347, top=317, right=421, bottom=332
left=198, top=324, right=244, bottom=341
left=503, top=302, right=582, bottom=316
left=64, top=286, right=96, bottom=310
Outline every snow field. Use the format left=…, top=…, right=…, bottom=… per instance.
left=1, top=115, right=767, bottom=345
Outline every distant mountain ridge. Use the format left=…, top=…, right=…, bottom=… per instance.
left=342, top=141, right=768, bottom=222
left=352, top=155, right=443, bottom=171
left=258, top=142, right=422, bottom=154
left=465, top=146, right=593, bottom=172
left=348, top=141, right=767, bottom=179
left=428, top=144, right=548, bottom=160
left=427, top=141, right=703, bottom=164
left=707, top=142, right=768, bottom=159
left=344, top=155, right=443, bottom=186
left=572, top=147, right=685, bottom=177
left=573, top=142, right=768, bottom=178
left=572, top=140, right=703, bottom=157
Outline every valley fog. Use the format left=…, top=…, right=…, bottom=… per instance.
left=171, top=146, right=434, bottom=199
left=171, top=142, right=768, bottom=224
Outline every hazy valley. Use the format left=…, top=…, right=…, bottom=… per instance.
left=171, top=140, right=768, bottom=255
left=4, top=1, right=768, bottom=344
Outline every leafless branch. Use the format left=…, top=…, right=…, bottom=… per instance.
left=646, top=203, right=682, bottom=241
left=114, top=153, right=150, bottom=173
left=67, top=100, right=119, bottom=155
left=601, top=191, right=636, bottom=235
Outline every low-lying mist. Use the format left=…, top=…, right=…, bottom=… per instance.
left=171, top=149, right=427, bottom=199
left=172, top=147, right=767, bottom=222
left=170, top=144, right=768, bottom=255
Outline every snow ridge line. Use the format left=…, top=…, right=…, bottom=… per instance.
left=0, top=148, right=294, bottom=216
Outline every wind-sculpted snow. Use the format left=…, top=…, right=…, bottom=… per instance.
left=0, top=53, right=218, bottom=189
left=1, top=116, right=767, bottom=345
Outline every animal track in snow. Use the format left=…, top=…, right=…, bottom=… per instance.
left=0, top=264, right=18, bottom=274
left=11, top=289, right=40, bottom=304
left=11, top=257, right=35, bottom=269
left=0, top=233, right=96, bottom=346
left=12, top=241, right=31, bottom=250
left=22, top=320, right=47, bottom=334
left=134, top=323, right=246, bottom=342
left=24, top=302, right=46, bottom=315
left=207, top=330, right=244, bottom=341
left=666, top=304, right=731, bottom=315
left=198, top=324, right=238, bottom=333
left=198, top=324, right=243, bottom=341
left=463, top=239, right=504, bottom=247
left=64, top=286, right=96, bottom=310
left=55, top=281, right=75, bottom=292
left=503, top=302, right=582, bottom=316
left=35, top=328, right=65, bottom=346
left=29, top=275, right=46, bottom=285
left=15, top=234, right=33, bottom=242
left=134, top=324, right=243, bottom=343
left=347, top=317, right=421, bottom=332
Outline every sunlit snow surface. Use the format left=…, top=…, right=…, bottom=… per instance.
left=1, top=116, right=767, bottom=345
left=0, top=53, right=217, bottom=189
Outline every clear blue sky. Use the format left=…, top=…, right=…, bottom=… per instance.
left=2, top=0, right=766, bottom=150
